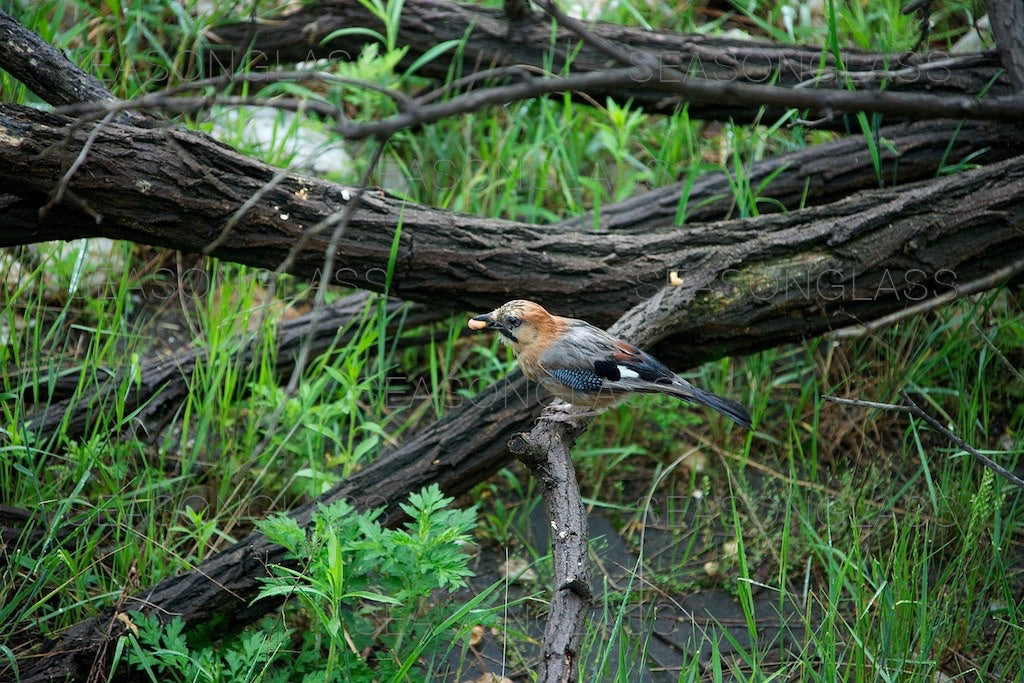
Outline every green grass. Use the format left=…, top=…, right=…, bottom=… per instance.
left=3, top=0, right=1021, bottom=680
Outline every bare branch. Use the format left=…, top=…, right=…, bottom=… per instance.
left=328, top=70, right=1024, bottom=139
left=508, top=416, right=592, bottom=681
left=44, top=66, right=1024, bottom=141
left=831, top=255, right=1024, bottom=339
left=0, top=9, right=143, bottom=123
left=825, top=394, right=1024, bottom=490
left=201, top=0, right=1013, bottom=128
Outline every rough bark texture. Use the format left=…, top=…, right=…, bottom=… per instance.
left=0, top=10, right=143, bottom=123
left=557, top=119, right=1024, bottom=231
left=4, top=4, right=1024, bottom=681
left=11, top=148, right=1024, bottom=680
left=510, top=421, right=592, bottom=682
left=200, top=0, right=1010, bottom=127
left=3, top=103, right=1024, bottom=363
left=985, top=0, right=1024, bottom=91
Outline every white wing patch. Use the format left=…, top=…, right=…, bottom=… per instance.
left=617, top=365, right=640, bottom=379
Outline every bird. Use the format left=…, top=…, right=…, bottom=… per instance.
left=468, top=299, right=752, bottom=428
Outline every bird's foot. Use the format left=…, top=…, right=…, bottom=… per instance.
left=539, top=400, right=597, bottom=424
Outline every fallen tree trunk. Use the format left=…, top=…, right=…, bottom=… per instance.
left=13, top=294, right=450, bottom=445
left=557, top=119, right=1024, bottom=231
left=200, top=0, right=1010, bottom=127
left=13, top=141, right=1024, bottom=683
left=3, top=103, right=1024, bottom=345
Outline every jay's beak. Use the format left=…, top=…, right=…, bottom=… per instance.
left=468, top=313, right=495, bottom=331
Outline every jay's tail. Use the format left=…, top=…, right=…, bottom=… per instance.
left=667, top=380, right=752, bottom=429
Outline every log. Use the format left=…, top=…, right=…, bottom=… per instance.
left=24, top=136, right=1024, bottom=673
left=13, top=294, right=450, bottom=445
left=13, top=157, right=1024, bottom=681
left=557, top=119, right=1024, bottom=231
left=2, top=103, right=1024, bottom=352
left=199, top=0, right=1011, bottom=128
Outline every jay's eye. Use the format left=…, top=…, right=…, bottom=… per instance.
left=506, top=315, right=522, bottom=329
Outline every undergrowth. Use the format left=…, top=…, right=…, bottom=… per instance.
left=2, top=0, right=1021, bottom=681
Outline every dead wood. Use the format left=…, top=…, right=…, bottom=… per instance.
left=4, top=6, right=1024, bottom=680
left=557, top=118, right=1024, bottom=231
left=509, top=420, right=592, bottom=681
left=2, top=103, right=1024, bottom=357
left=11, top=293, right=449, bottom=445
left=984, top=0, right=1024, bottom=91
left=12, top=145, right=1024, bottom=679
left=0, top=9, right=143, bottom=124
left=200, top=0, right=1010, bottom=128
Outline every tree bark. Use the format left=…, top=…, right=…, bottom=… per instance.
left=509, top=422, right=592, bottom=682
left=2, top=103, right=1024, bottom=357
left=200, top=0, right=1010, bottom=128
left=984, top=0, right=1024, bottom=91
left=556, top=119, right=1024, bottom=231
left=0, top=9, right=143, bottom=124
left=20, top=135, right=1024, bottom=673
left=12, top=134, right=1024, bottom=682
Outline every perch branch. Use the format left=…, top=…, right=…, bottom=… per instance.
left=509, top=416, right=592, bottom=681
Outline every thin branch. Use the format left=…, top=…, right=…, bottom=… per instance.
left=283, top=139, right=388, bottom=395
left=824, top=394, right=1024, bottom=490
left=46, top=66, right=1024, bottom=143
left=901, top=392, right=1024, bottom=491
left=971, top=322, right=1024, bottom=385
left=54, top=94, right=344, bottom=122
left=39, top=111, right=117, bottom=220
left=205, top=169, right=291, bottom=254
left=823, top=395, right=912, bottom=413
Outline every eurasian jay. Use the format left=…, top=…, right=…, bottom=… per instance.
left=468, top=300, right=752, bottom=428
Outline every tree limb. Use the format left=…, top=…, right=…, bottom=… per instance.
left=3, top=104, right=1024, bottom=364
left=200, top=0, right=1012, bottom=128
left=509, top=418, right=592, bottom=681
left=0, top=9, right=144, bottom=124
left=984, top=0, right=1024, bottom=91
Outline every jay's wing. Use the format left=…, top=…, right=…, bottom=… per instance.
left=538, top=319, right=677, bottom=395
left=537, top=318, right=752, bottom=427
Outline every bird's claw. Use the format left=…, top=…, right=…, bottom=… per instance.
left=539, top=400, right=597, bottom=424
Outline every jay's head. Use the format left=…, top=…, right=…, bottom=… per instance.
left=468, top=299, right=555, bottom=350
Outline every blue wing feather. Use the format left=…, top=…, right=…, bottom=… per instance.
left=548, top=368, right=604, bottom=393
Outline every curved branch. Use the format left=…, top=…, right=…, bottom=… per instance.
left=0, top=9, right=143, bottom=123
left=200, top=0, right=1012, bottom=128
left=3, top=103, right=1024, bottom=364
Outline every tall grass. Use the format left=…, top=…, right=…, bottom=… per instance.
left=3, top=0, right=1020, bottom=680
